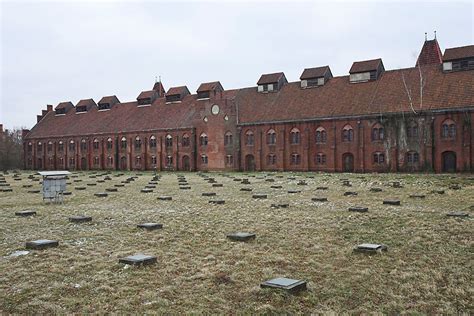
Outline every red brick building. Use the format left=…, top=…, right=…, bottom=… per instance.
left=23, top=38, right=474, bottom=173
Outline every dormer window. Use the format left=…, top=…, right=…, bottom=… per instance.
left=98, top=96, right=119, bottom=110
left=75, top=99, right=96, bottom=113
left=197, top=91, right=210, bottom=99
left=55, top=108, right=66, bottom=115
left=76, top=106, right=87, bottom=113
left=166, top=86, right=190, bottom=103
left=257, top=72, right=287, bottom=93
left=196, top=81, right=223, bottom=100
left=300, top=66, right=332, bottom=88
left=443, top=45, right=474, bottom=72
left=98, top=103, right=110, bottom=110
left=166, top=94, right=181, bottom=103
left=138, top=98, right=151, bottom=105
left=349, top=58, right=384, bottom=83
left=55, top=101, right=74, bottom=114
left=137, top=90, right=157, bottom=106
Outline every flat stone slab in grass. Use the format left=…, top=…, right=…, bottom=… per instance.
left=25, top=239, right=59, bottom=250
left=202, top=192, right=216, bottom=197
left=383, top=200, right=401, bottom=206
left=212, top=184, right=223, bottom=187
left=392, top=182, right=403, bottom=188
left=75, top=187, right=86, bottom=190
left=97, top=180, right=105, bottom=183
left=449, top=184, right=461, bottom=190
left=22, top=184, right=33, bottom=188
left=265, top=179, right=275, bottom=182
left=87, top=183, right=97, bottom=186
left=115, top=184, right=125, bottom=187
left=344, top=191, right=358, bottom=196
left=227, top=232, right=256, bottom=242
left=431, top=190, right=445, bottom=194
left=209, top=200, right=225, bottom=205
left=69, top=215, right=92, bottom=223
left=252, top=194, right=267, bottom=199
left=240, top=188, right=252, bottom=192
left=27, top=190, right=40, bottom=193
left=157, top=196, right=172, bottom=201
left=145, top=185, right=156, bottom=189
left=370, top=188, right=383, bottom=192
left=63, top=191, right=72, bottom=195
left=260, top=277, right=307, bottom=293
left=137, top=223, right=163, bottom=230
left=15, top=210, right=36, bottom=217
left=119, top=254, right=157, bottom=266
left=270, top=185, right=282, bottom=189
left=446, top=212, right=469, bottom=218
left=348, top=206, right=368, bottom=213
left=73, top=179, right=82, bottom=182
left=312, top=197, right=328, bottom=202
left=354, top=243, right=388, bottom=254
left=297, top=181, right=307, bottom=185
left=271, top=203, right=289, bottom=208
left=0, top=183, right=10, bottom=187
left=106, top=188, right=118, bottom=192
left=141, top=188, right=153, bottom=193
left=1, top=188, right=13, bottom=192
left=316, top=186, right=328, bottom=190
left=94, top=192, right=108, bottom=197
left=180, top=186, right=191, bottom=190
left=287, top=190, right=301, bottom=194
left=409, top=194, right=425, bottom=198
left=148, top=181, right=158, bottom=185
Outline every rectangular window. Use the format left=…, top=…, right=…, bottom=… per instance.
left=197, top=91, right=210, bottom=99
left=166, top=94, right=181, bottom=103
left=98, top=103, right=110, bottom=110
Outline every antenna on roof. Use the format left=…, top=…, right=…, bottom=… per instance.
left=424, top=32, right=427, bottom=41
left=434, top=30, right=437, bottom=40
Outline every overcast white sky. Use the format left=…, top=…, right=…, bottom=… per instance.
left=1, top=0, right=473, bottom=130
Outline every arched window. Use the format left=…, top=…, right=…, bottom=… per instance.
left=373, top=152, right=385, bottom=164
left=315, top=127, right=327, bottom=144
left=93, top=138, right=100, bottom=150
left=267, top=153, right=277, bottom=165
left=372, top=123, right=384, bottom=141
left=48, top=157, right=54, bottom=166
left=267, top=129, right=276, bottom=145
left=226, top=155, right=233, bottom=165
left=58, top=141, right=64, bottom=152
left=27, top=142, right=32, bottom=153
left=406, top=151, right=419, bottom=164
left=165, top=134, right=173, bottom=148
left=182, top=134, right=190, bottom=147
left=59, top=157, right=64, bottom=166
left=135, top=136, right=142, bottom=149
left=441, top=119, right=456, bottom=139
left=37, top=142, right=43, bottom=152
left=47, top=141, right=53, bottom=152
left=69, top=157, right=75, bottom=166
left=166, top=155, right=173, bottom=167
left=107, top=138, right=113, bottom=150
left=224, top=131, right=233, bottom=146
left=93, top=156, right=100, bottom=166
left=107, top=156, right=113, bottom=166
left=121, top=137, right=127, bottom=149
left=135, top=155, right=141, bottom=166
left=200, top=133, right=208, bottom=146
left=80, top=139, right=87, bottom=151
left=315, top=153, right=326, bottom=165
left=245, top=130, right=254, bottom=146
left=149, top=136, right=157, bottom=148
left=291, top=153, right=301, bottom=165
left=290, top=128, right=300, bottom=144
left=407, top=122, right=418, bottom=138
left=201, top=154, right=208, bottom=164
left=69, top=140, right=75, bottom=152
left=342, top=124, right=354, bottom=142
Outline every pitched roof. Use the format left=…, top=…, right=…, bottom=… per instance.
left=349, top=58, right=383, bottom=73
left=55, top=101, right=74, bottom=110
left=257, top=72, right=285, bottom=85
left=98, top=95, right=120, bottom=105
left=236, top=64, right=473, bottom=125
left=167, top=86, right=190, bottom=96
left=416, top=39, right=443, bottom=66
left=197, top=81, right=223, bottom=92
left=300, top=66, right=332, bottom=80
left=137, top=90, right=158, bottom=100
left=443, top=45, right=474, bottom=61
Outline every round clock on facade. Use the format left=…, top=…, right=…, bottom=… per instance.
left=211, top=104, right=220, bottom=115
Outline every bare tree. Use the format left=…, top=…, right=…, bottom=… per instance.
left=0, top=127, right=24, bottom=171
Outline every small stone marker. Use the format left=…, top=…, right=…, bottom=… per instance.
left=288, top=190, right=300, bottom=194
left=344, top=191, right=358, bottom=196
left=94, top=192, right=108, bottom=197
left=87, top=183, right=97, bottom=186
left=137, top=223, right=163, bottom=230
left=342, top=180, right=352, bottom=187
left=145, top=185, right=156, bottom=189
left=431, top=190, right=445, bottom=194
left=265, top=179, right=275, bottom=182
left=212, top=183, right=223, bottom=187
left=15, top=210, right=36, bottom=217
left=180, top=186, right=191, bottom=190
left=75, top=186, right=86, bottom=190
left=69, top=215, right=92, bottom=223
left=63, top=191, right=72, bottom=195
left=271, top=203, right=289, bottom=208
left=119, top=254, right=157, bottom=266
left=115, top=184, right=125, bottom=187
left=316, top=186, right=328, bottom=190
left=449, top=184, right=461, bottom=190
left=270, top=185, right=282, bottom=189
left=312, top=197, right=328, bottom=202
left=392, top=181, right=403, bottom=188
left=370, top=188, right=382, bottom=192
left=297, top=180, right=307, bottom=186
left=446, top=212, right=469, bottom=218
left=252, top=194, right=267, bottom=199
left=27, top=190, right=40, bottom=194
left=1, top=188, right=13, bottom=192
left=25, top=239, right=59, bottom=250
left=354, top=243, right=388, bottom=253
left=209, top=200, right=225, bottom=205
left=97, top=180, right=105, bottom=183
left=157, top=196, right=172, bottom=201
left=22, top=184, right=33, bottom=188
left=409, top=194, right=425, bottom=198
left=141, top=188, right=153, bottom=193
left=260, top=277, right=307, bottom=293
left=106, top=188, right=118, bottom=192
left=202, top=192, right=216, bottom=197
left=240, top=188, right=252, bottom=192
left=226, top=232, right=256, bottom=242
left=348, top=207, right=368, bottom=213
left=383, top=200, right=401, bottom=206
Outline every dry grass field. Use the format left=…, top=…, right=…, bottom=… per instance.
left=0, top=170, right=473, bottom=314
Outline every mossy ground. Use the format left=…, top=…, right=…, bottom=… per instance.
left=0, top=171, right=472, bottom=313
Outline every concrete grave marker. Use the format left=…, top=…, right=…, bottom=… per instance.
left=212, top=183, right=223, bottom=187
left=227, top=232, right=256, bottom=241
left=141, top=188, right=153, bottom=193
left=94, top=192, right=108, bottom=197
left=240, top=188, right=252, bottom=192
left=271, top=203, right=289, bottom=208
left=106, top=188, right=118, bottom=192
left=252, top=194, right=267, bottom=199
left=270, top=185, right=282, bottom=189
left=260, top=277, right=307, bottom=293
left=202, top=192, right=216, bottom=197
left=383, top=200, right=401, bottom=206
left=75, top=187, right=86, bottom=190
left=370, top=188, right=382, bottom=192
left=15, top=210, right=36, bottom=217
left=312, top=197, right=328, bottom=202
left=25, top=239, right=59, bottom=250
left=409, top=194, right=425, bottom=198
left=354, top=243, right=388, bottom=253
left=446, top=212, right=469, bottom=218
left=157, top=196, right=172, bottom=201
left=137, top=223, right=163, bottom=230
left=316, top=186, right=328, bottom=190
left=348, top=206, right=368, bottom=213
left=344, top=192, right=358, bottom=196
left=119, top=254, right=157, bottom=266
left=69, top=215, right=92, bottom=223
left=209, top=200, right=225, bottom=205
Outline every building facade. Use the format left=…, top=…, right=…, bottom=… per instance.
left=23, top=38, right=474, bottom=173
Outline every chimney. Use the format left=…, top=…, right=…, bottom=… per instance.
left=0, top=124, right=3, bottom=133
left=47, top=104, right=53, bottom=112
left=37, top=115, right=43, bottom=123
left=42, top=110, right=47, bottom=116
